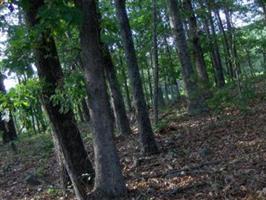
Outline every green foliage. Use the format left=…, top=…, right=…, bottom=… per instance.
left=0, top=79, right=41, bottom=111
left=2, top=25, right=34, bottom=76
left=207, top=79, right=257, bottom=113
left=0, top=78, right=46, bottom=135
left=50, top=69, right=86, bottom=114
left=19, top=133, right=54, bottom=157
left=47, top=188, right=60, bottom=197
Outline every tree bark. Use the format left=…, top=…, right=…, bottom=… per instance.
left=0, top=120, right=8, bottom=144
left=104, top=47, right=132, bottom=136
left=206, top=1, right=225, bottom=88
left=76, top=0, right=127, bottom=198
left=166, top=0, right=208, bottom=114
left=152, top=0, right=160, bottom=125
left=146, top=55, right=154, bottom=104
left=81, top=98, right=90, bottom=122
left=184, top=0, right=210, bottom=87
left=52, top=133, right=71, bottom=192
left=119, top=53, right=132, bottom=112
left=214, top=10, right=234, bottom=79
left=224, top=7, right=241, bottom=77
left=114, top=0, right=159, bottom=155
left=23, top=1, right=94, bottom=199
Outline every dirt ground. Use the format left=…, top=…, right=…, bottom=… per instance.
left=1, top=79, right=266, bottom=200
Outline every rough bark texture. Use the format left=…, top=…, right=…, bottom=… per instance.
left=184, top=0, right=209, bottom=86
left=104, top=47, right=131, bottom=136
left=23, top=1, right=94, bottom=199
left=76, top=0, right=127, bottom=198
left=166, top=0, right=208, bottom=114
left=114, top=0, right=159, bottom=154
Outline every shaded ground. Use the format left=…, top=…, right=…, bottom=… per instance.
left=0, top=77, right=266, bottom=200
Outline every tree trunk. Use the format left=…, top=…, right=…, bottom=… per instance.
left=77, top=103, right=85, bottom=122
left=152, top=0, right=160, bottom=125
left=52, top=133, right=71, bottom=192
left=224, top=7, right=241, bottom=77
left=166, top=0, right=207, bottom=114
left=184, top=0, right=209, bottom=87
left=206, top=1, right=225, bottom=88
left=76, top=0, right=127, bottom=198
left=1, top=120, right=9, bottom=144
left=30, top=108, right=37, bottom=135
left=245, top=48, right=254, bottom=77
left=23, top=1, right=94, bottom=199
left=81, top=98, right=90, bottom=122
left=215, top=9, right=234, bottom=79
left=120, top=57, right=132, bottom=112
left=114, top=0, right=159, bottom=155
left=146, top=55, right=154, bottom=104
left=7, top=113, right=18, bottom=140
left=104, top=47, right=132, bottom=136
left=0, top=74, right=17, bottom=143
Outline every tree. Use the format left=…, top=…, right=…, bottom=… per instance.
left=22, top=1, right=94, bottom=199
left=215, top=8, right=234, bottom=79
left=104, top=46, right=132, bottom=136
left=114, top=0, right=159, bottom=154
left=184, top=0, right=210, bottom=87
left=166, top=0, right=208, bottom=114
left=257, top=0, right=266, bottom=21
left=152, top=0, right=160, bottom=125
left=205, top=0, right=225, bottom=88
left=0, top=73, right=17, bottom=144
left=75, top=0, right=127, bottom=198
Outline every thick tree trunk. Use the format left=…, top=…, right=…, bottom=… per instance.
left=104, top=47, right=131, bottom=136
left=166, top=0, right=207, bottom=114
left=114, top=0, right=159, bottom=154
left=76, top=0, right=126, bottom=198
left=184, top=0, right=209, bottom=86
left=23, top=1, right=94, bottom=199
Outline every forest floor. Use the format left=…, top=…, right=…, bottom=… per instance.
left=0, top=76, right=266, bottom=200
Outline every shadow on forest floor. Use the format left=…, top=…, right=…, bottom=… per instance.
left=1, top=77, right=266, bottom=200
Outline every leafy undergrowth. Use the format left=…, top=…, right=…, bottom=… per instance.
left=1, top=78, right=266, bottom=200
